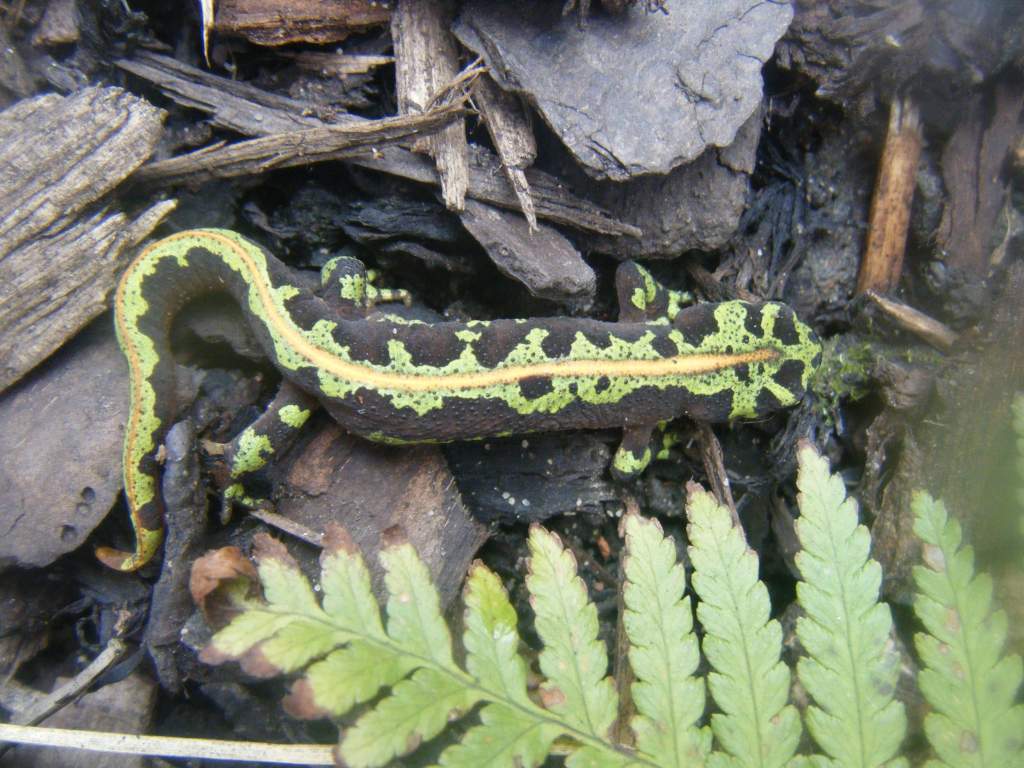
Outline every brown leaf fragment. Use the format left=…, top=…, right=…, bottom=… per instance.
left=189, top=546, right=260, bottom=629
left=321, top=523, right=359, bottom=560
left=239, top=644, right=283, bottom=678
left=538, top=684, right=566, bottom=709
left=380, top=525, right=409, bottom=549
left=198, top=643, right=234, bottom=666
left=253, top=532, right=299, bottom=568
left=283, top=677, right=331, bottom=720
left=190, top=546, right=259, bottom=606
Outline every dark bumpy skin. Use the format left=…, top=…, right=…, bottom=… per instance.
left=98, top=229, right=821, bottom=570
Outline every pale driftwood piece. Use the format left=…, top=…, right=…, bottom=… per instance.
left=288, top=50, right=394, bottom=76
left=391, top=0, right=469, bottom=210
left=864, top=291, right=958, bottom=351
left=214, top=0, right=390, bottom=46
left=473, top=73, right=538, bottom=230
left=0, top=87, right=170, bottom=393
left=117, top=52, right=639, bottom=236
left=131, top=102, right=469, bottom=187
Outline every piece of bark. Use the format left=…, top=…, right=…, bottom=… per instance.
left=779, top=0, right=1024, bottom=119
left=581, top=107, right=761, bottom=257
left=117, top=52, right=638, bottom=236
left=274, top=422, right=488, bottom=607
left=131, top=101, right=468, bottom=187
left=456, top=0, right=791, bottom=181
left=118, top=50, right=330, bottom=134
left=473, top=73, right=538, bottom=230
left=0, top=324, right=128, bottom=571
left=0, top=24, right=34, bottom=104
left=856, top=98, right=922, bottom=294
left=32, top=0, right=80, bottom=46
left=392, top=0, right=469, bottom=210
left=0, top=87, right=170, bottom=392
left=447, top=433, right=618, bottom=524
left=214, top=0, right=390, bottom=46
left=697, top=423, right=738, bottom=528
left=458, top=199, right=595, bottom=304
left=937, top=76, right=1024, bottom=275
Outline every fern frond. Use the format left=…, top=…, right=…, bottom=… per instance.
left=621, top=513, right=709, bottom=767
left=684, top=485, right=800, bottom=768
left=438, top=563, right=561, bottom=767
left=793, top=443, right=907, bottom=768
left=208, top=536, right=352, bottom=673
left=911, top=491, right=1024, bottom=767
left=527, top=524, right=619, bottom=740
left=205, top=524, right=647, bottom=768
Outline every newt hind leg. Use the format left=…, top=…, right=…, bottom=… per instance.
left=212, top=381, right=318, bottom=520
left=611, top=424, right=658, bottom=481
left=321, top=255, right=411, bottom=312
left=614, top=261, right=693, bottom=324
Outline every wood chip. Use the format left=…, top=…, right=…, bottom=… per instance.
left=391, top=0, right=469, bottom=210
left=473, top=73, right=538, bottom=229
left=856, top=97, right=922, bottom=294
left=214, top=0, right=391, bottom=46
left=937, top=76, right=1024, bottom=274
left=0, top=87, right=170, bottom=392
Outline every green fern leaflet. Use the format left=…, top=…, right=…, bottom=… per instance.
left=911, top=491, right=1024, bottom=767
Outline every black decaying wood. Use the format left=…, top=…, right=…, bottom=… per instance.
left=117, top=52, right=639, bottom=237
left=0, top=86, right=171, bottom=393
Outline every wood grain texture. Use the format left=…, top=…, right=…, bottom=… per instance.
left=214, top=0, right=391, bottom=46
left=0, top=87, right=171, bottom=392
left=391, top=0, right=469, bottom=210
left=856, top=97, right=922, bottom=294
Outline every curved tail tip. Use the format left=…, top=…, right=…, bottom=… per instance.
left=95, top=546, right=143, bottom=572
left=95, top=526, right=164, bottom=572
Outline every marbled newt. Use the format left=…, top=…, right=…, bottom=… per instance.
left=97, top=229, right=821, bottom=571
